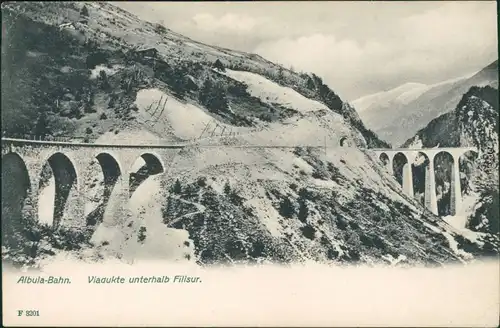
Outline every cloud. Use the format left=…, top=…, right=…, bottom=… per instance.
left=115, top=1, right=497, bottom=99
left=191, top=13, right=259, bottom=33
left=170, top=12, right=273, bottom=51
left=398, top=2, right=496, bottom=55
left=253, top=2, right=497, bottom=99
left=254, top=34, right=390, bottom=98
left=171, top=9, right=341, bottom=49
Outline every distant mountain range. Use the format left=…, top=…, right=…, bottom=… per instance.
left=352, top=60, right=499, bottom=146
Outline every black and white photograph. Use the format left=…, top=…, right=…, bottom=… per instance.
left=1, top=1, right=498, bottom=326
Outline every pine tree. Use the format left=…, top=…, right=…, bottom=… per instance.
left=169, top=69, right=186, bottom=99
left=297, top=200, right=309, bottom=222
left=306, top=76, right=316, bottom=90
left=229, top=190, right=243, bottom=206
left=137, top=226, right=147, bottom=243
left=80, top=5, right=89, bottom=17
left=213, top=59, right=225, bottom=72
left=198, top=78, right=228, bottom=113
left=198, top=78, right=213, bottom=105
left=35, top=112, right=49, bottom=139
left=223, top=182, right=231, bottom=195
left=279, top=196, right=295, bottom=219
left=172, top=179, right=182, bottom=194
left=277, top=66, right=284, bottom=81
left=99, top=70, right=110, bottom=90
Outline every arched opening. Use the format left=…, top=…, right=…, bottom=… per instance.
left=392, top=152, right=408, bottom=188
left=434, top=151, right=454, bottom=216
left=339, top=137, right=349, bottom=147
left=379, top=153, right=390, bottom=172
left=1, top=153, right=31, bottom=249
left=411, top=152, right=430, bottom=206
left=379, top=152, right=389, bottom=164
left=97, top=153, right=122, bottom=201
left=129, top=153, right=164, bottom=196
left=84, top=152, right=122, bottom=226
left=38, top=152, right=78, bottom=227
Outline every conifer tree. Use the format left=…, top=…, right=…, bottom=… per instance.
left=297, top=200, right=309, bottom=222
left=279, top=196, right=295, bottom=218
left=213, top=59, right=225, bottom=72
left=172, top=179, right=182, bottom=194
left=199, top=78, right=228, bottom=113
left=224, top=182, right=231, bottom=195
left=80, top=5, right=89, bottom=17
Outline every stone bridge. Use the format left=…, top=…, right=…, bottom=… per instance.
left=1, top=137, right=478, bottom=233
left=372, top=147, right=479, bottom=216
left=2, top=138, right=185, bottom=231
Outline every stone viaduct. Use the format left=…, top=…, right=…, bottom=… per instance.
left=372, top=147, right=478, bottom=216
left=1, top=137, right=478, bottom=233
left=1, top=138, right=184, bottom=231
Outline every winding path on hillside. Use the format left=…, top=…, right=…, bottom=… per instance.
left=166, top=194, right=206, bottom=228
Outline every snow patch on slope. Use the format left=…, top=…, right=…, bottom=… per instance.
left=352, top=73, right=476, bottom=114
left=442, top=192, right=485, bottom=244
left=91, top=175, right=195, bottom=263
left=126, top=176, right=194, bottom=261
left=135, top=89, right=213, bottom=140
left=352, top=82, right=429, bottom=113
left=236, top=110, right=362, bottom=148
left=90, top=64, right=123, bottom=80
left=245, top=197, right=284, bottom=238
left=223, top=69, right=329, bottom=114
left=422, top=222, right=473, bottom=260
left=293, top=157, right=314, bottom=174
left=134, top=88, right=252, bottom=141
left=442, top=231, right=473, bottom=261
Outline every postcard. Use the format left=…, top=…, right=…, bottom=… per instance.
left=2, top=1, right=498, bottom=326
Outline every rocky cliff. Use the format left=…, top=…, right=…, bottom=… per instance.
left=403, top=85, right=498, bottom=251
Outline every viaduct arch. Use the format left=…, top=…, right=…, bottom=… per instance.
left=373, top=147, right=479, bottom=216
left=129, top=152, right=165, bottom=196
left=44, top=152, right=79, bottom=227
left=339, top=136, right=350, bottom=147
left=81, top=151, right=124, bottom=226
left=1, top=152, right=31, bottom=246
left=95, top=152, right=122, bottom=203
left=1, top=138, right=182, bottom=231
left=1, top=137, right=479, bottom=239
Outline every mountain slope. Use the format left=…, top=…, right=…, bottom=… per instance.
left=1, top=1, right=489, bottom=267
left=1, top=1, right=389, bottom=148
left=403, top=85, right=498, bottom=154
left=403, top=85, right=499, bottom=249
left=353, top=61, right=498, bottom=146
left=353, top=81, right=448, bottom=114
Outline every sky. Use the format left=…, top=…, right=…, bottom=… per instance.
left=114, top=1, right=498, bottom=100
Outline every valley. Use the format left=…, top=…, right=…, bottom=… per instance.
left=1, top=1, right=497, bottom=269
